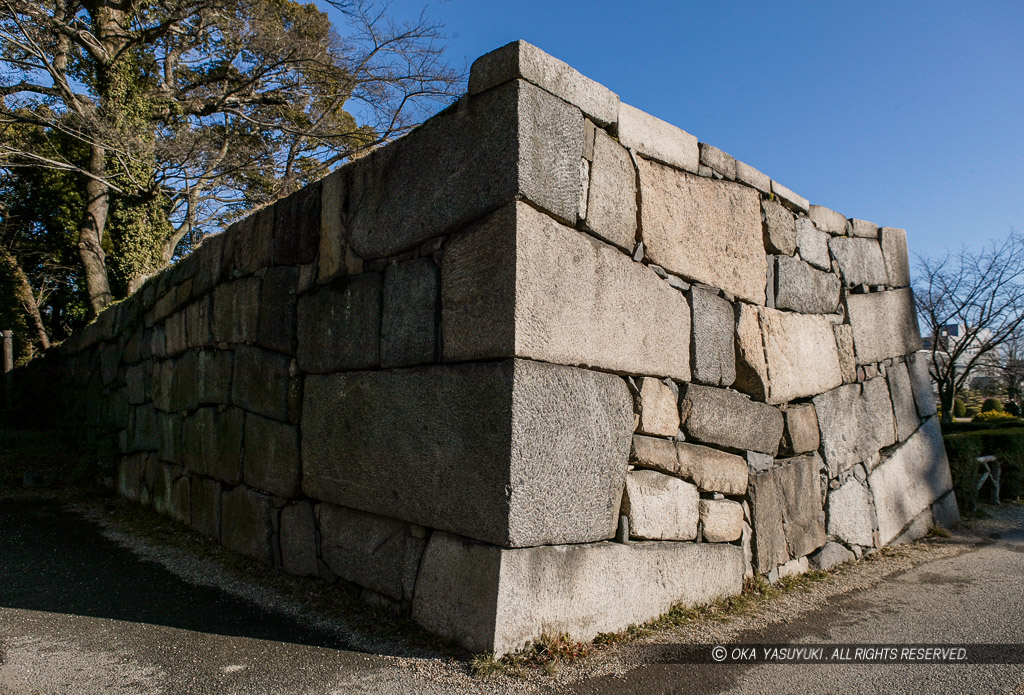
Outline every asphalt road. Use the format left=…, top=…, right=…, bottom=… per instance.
left=1, top=497, right=1023, bottom=694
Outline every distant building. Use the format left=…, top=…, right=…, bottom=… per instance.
left=921, top=323, right=1005, bottom=391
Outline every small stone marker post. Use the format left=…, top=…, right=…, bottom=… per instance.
left=2, top=330, right=12, bottom=410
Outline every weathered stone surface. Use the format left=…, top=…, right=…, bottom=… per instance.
left=630, top=436, right=748, bottom=495
left=221, top=486, right=274, bottom=564
left=813, top=378, right=896, bottom=475
left=638, top=159, right=765, bottom=304
left=780, top=403, right=820, bottom=456
left=827, top=479, right=875, bottom=547
left=748, top=453, right=826, bottom=572
left=212, top=278, right=260, bottom=344
left=636, top=377, right=679, bottom=437
left=232, top=208, right=274, bottom=274
left=319, top=503, right=425, bottom=601
left=869, top=417, right=953, bottom=545
left=844, top=289, right=922, bottom=365
left=442, top=202, right=691, bottom=380
left=184, top=295, right=213, bottom=348
left=931, top=491, right=960, bottom=529
left=681, top=384, right=784, bottom=455
left=690, top=287, right=735, bottom=387
left=733, top=305, right=843, bottom=405
left=618, top=103, right=698, bottom=173
left=193, top=349, right=233, bottom=407
left=907, top=352, right=938, bottom=418
left=834, top=324, right=857, bottom=383
left=811, top=541, right=856, bottom=570
left=880, top=227, right=911, bottom=287
left=303, top=359, right=632, bottom=548
left=183, top=406, right=244, bottom=483
left=699, top=143, right=736, bottom=180
left=243, top=413, right=300, bottom=497
left=850, top=219, right=879, bottom=239
left=381, top=258, right=439, bottom=368
left=623, top=470, right=698, bottom=541
left=130, top=404, right=159, bottom=452
left=117, top=455, right=142, bottom=502
left=469, top=40, right=618, bottom=127
left=891, top=507, right=933, bottom=546
left=887, top=361, right=920, bottom=442
left=412, top=531, right=744, bottom=655
left=190, top=477, right=221, bottom=539
left=296, top=273, right=382, bottom=373
left=158, top=412, right=184, bottom=465
left=347, top=80, right=583, bottom=258
left=165, top=311, right=188, bottom=355
left=795, top=217, right=831, bottom=271
left=583, top=129, right=636, bottom=250
left=280, top=501, right=318, bottom=578
left=828, top=237, right=888, bottom=287
left=258, top=266, right=299, bottom=354
left=232, top=346, right=294, bottom=422
left=168, top=468, right=191, bottom=525
left=734, top=160, right=770, bottom=193
left=762, top=198, right=796, bottom=256
left=316, top=170, right=354, bottom=284
left=126, top=364, right=147, bottom=405
left=770, top=180, right=808, bottom=214
left=772, top=255, right=841, bottom=314
left=272, top=182, right=320, bottom=266
left=699, top=499, right=743, bottom=542
left=809, top=205, right=847, bottom=235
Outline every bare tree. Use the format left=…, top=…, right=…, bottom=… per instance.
left=0, top=0, right=460, bottom=314
left=915, top=228, right=1024, bottom=423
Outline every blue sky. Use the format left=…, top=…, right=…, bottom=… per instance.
left=325, top=1, right=1023, bottom=263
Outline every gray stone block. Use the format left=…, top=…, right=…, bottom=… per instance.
left=280, top=501, right=319, bottom=578
left=770, top=180, right=809, bottom=214
left=302, top=359, right=632, bottom=548
left=243, top=413, right=300, bottom=497
left=690, top=287, right=736, bottom=387
left=194, top=349, right=233, bottom=407
left=869, top=417, right=953, bottom=545
left=699, top=142, right=736, bottom=180
left=258, top=266, right=299, bottom=354
left=844, top=289, right=922, bottom=365
left=272, top=182, right=320, bottom=266
left=381, top=258, right=439, bottom=368
left=636, top=377, right=680, bottom=437
left=748, top=453, right=826, bottom=573
left=183, top=406, right=244, bottom=483
left=762, top=198, right=796, bottom=256
left=880, top=227, right=911, bottom=287
left=442, top=202, right=691, bottom=380
left=931, top=491, right=960, bottom=529
left=231, top=208, right=274, bottom=274
left=165, top=311, right=188, bottom=356
left=887, top=361, right=920, bottom=442
left=680, top=383, right=784, bottom=455
left=810, top=541, right=855, bottom=571
left=468, top=40, right=618, bottom=127
left=813, top=378, right=897, bottom=475
left=623, top=470, right=699, bottom=541
left=583, top=129, right=636, bottom=250
left=212, top=278, right=260, bottom=344
left=849, top=219, right=879, bottom=239
left=158, top=412, right=185, bottom=465
left=795, top=217, right=831, bottom=271
left=638, top=159, right=765, bottom=304
left=190, top=477, right=221, bottom=539
left=221, top=486, right=274, bottom=564
left=734, top=160, right=770, bottom=193
left=630, top=435, right=748, bottom=495
left=772, top=255, right=841, bottom=314
left=126, top=363, right=147, bottom=405
left=412, top=531, right=744, bottom=655
left=828, top=237, right=888, bottom=287
left=346, top=79, right=583, bottom=258
left=130, top=404, right=160, bottom=452
left=699, top=499, right=743, bottom=542
left=833, top=323, right=858, bottom=383
left=617, top=102, right=698, bottom=173
left=232, top=346, right=295, bottom=422
left=117, top=455, right=143, bottom=502
left=827, top=479, right=875, bottom=547
left=780, top=403, right=820, bottom=456
left=809, top=205, right=847, bottom=235
left=296, top=273, right=382, bottom=373
left=184, top=295, right=213, bottom=348
left=907, top=352, right=938, bottom=418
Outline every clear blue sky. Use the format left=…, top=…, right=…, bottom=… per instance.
left=325, top=0, right=1024, bottom=262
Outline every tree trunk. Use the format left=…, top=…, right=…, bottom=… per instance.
left=0, top=249, right=50, bottom=351
left=79, top=145, right=113, bottom=317
left=939, top=383, right=955, bottom=424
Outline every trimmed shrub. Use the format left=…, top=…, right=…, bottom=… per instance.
left=1005, top=401, right=1020, bottom=417
left=953, top=398, right=967, bottom=417
left=972, top=410, right=1015, bottom=422
left=965, top=407, right=978, bottom=417
left=982, top=398, right=1004, bottom=413
left=943, top=427, right=1024, bottom=508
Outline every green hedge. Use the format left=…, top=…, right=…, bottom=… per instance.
left=942, top=427, right=1024, bottom=510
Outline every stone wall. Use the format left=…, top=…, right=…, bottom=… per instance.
left=26, top=40, right=957, bottom=656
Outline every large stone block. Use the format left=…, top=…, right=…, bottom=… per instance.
left=770, top=180, right=808, bottom=214
left=699, top=499, right=743, bottom=543
left=630, top=435, right=748, bottom=495
left=762, top=198, right=796, bottom=256
left=280, top=501, right=318, bottom=578
left=734, top=160, right=770, bottom=194
left=772, top=255, right=841, bottom=314
left=381, top=258, right=439, bottom=368
left=808, top=205, right=847, bottom=235
left=907, top=352, right=938, bottom=418
left=232, top=346, right=295, bottom=422
left=880, top=227, right=911, bottom=288
left=243, top=413, right=300, bottom=498
left=346, top=79, right=583, bottom=258
left=810, top=542, right=855, bottom=571
left=699, top=142, right=736, bottom=180
left=319, top=503, right=425, bottom=602
left=231, top=208, right=274, bottom=274
left=468, top=40, right=619, bottom=127
left=869, top=417, right=953, bottom=545
left=733, top=305, right=843, bottom=405
left=828, top=237, right=888, bottom=287
left=780, top=403, right=820, bottom=456
left=850, top=219, right=879, bottom=239
left=795, top=217, right=831, bottom=271
left=583, top=129, right=636, bottom=250
left=182, top=406, right=244, bottom=483
left=618, top=103, right=699, bottom=173
left=690, top=287, right=735, bottom=387
left=827, top=478, right=875, bottom=547
left=748, top=453, right=826, bottom=573
left=887, top=361, right=921, bottom=442
left=636, top=377, right=680, bottom=437
left=412, top=531, right=744, bottom=655
left=272, top=183, right=320, bottom=266
left=680, top=384, right=784, bottom=455
left=623, top=470, right=699, bottom=541
left=184, top=295, right=213, bottom=348
left=302, top=359, right=632, bottom=548
left=844, top=289, right=922, bottom=365
left=190, top=477, right=221, bottom=539
left=220, top=486, right=274, bottom=564
left=638, top=159, right=765, bottom=304
left=442, top=202, right=691, bottom=380
left=257, top=266, right=299, bottom=354
left=211, top=278, right=260, bottom=344
left=813, top=378, right=897, bottom=475
left=296, top=273, right=382, bottom=373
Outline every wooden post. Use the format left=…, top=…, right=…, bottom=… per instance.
left=2, top=330, right=12, bottom=410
